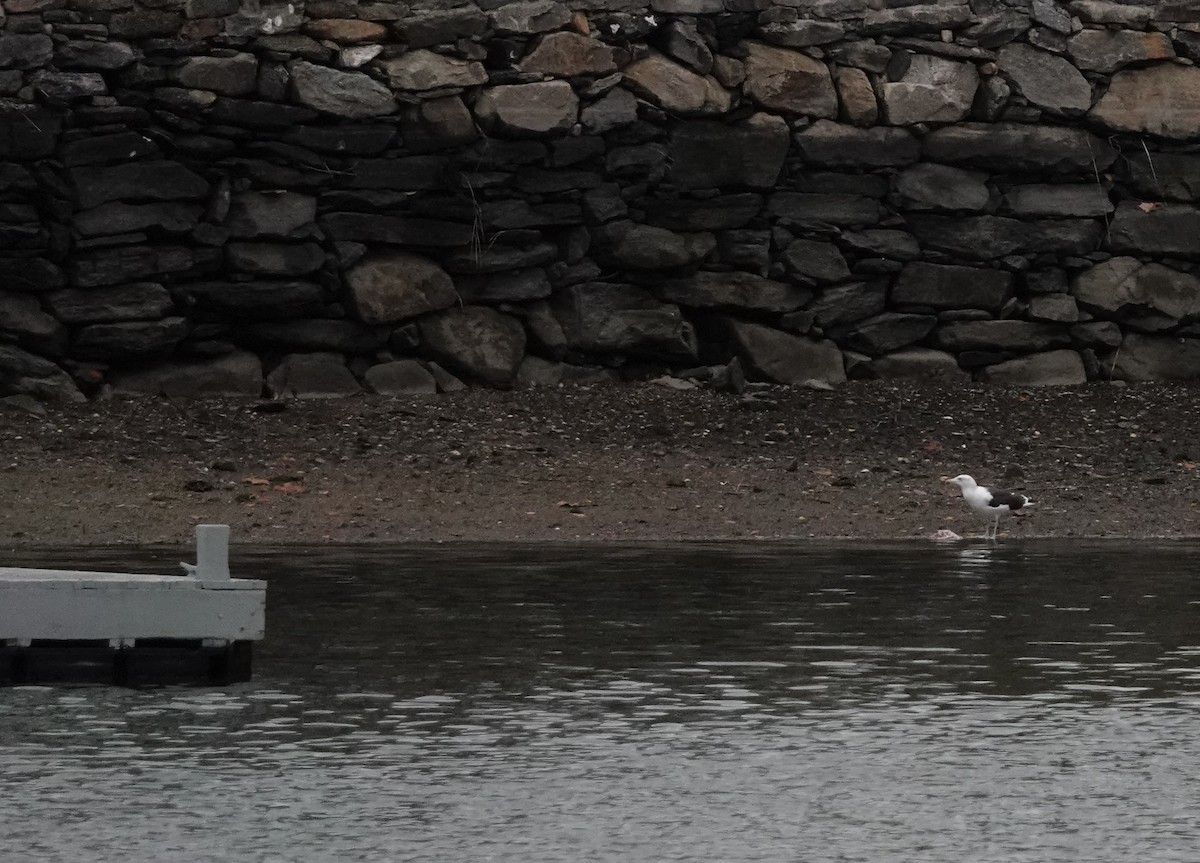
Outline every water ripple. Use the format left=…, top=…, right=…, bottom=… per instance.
left=1, top=540, right=1198, bottom=862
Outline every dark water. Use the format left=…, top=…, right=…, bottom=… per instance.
left=2, top=541, right=1199, bottom=862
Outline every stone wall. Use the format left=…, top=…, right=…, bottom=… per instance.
left=2, top=0, right=1200, bottom=400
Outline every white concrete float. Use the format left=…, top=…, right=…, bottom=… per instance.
left=0, top=525, right=266, bottom=686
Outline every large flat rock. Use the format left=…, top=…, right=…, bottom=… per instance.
left=922, top=123, right=1116, bottom=174
left=1090, top=64, right=1200, bottom=140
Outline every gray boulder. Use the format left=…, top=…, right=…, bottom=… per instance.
left=403, top=96, right=477, bottom=150
left=974, top=75, right=1011, bottom=122
left=891, top=262, right=1013, bottom=313
left=740, top=40, right=837, bottom=117
left=267, top=352, right=363, bottom=398
left=996, top=44, right=1092, bottom=114
left=1071, top=321, right=1123, bottom=349
left=965, top=9, right=1030, bottom=48
left=780, top=239, right=851, bottom=283
left=827, top=41, right=892, bottom=74
left=893, top=163, right=989, bottom=212
left=225, top=192, right=316, bottom=238
left=57, top=116, right=129, bottom=161
left=0, top=100, right=60, bottom=159
left=0, top=34, right=53, bottom=71
left=977, top=350, right=1087, bottom=385
left=1032, top=0, right=1072, bottom=32
left=1070, top=0, right=1154, bottom=26
left=363, top=359, right=438, bottom=396
left=658, top=271, right=811, bottom=313
left=71, top=162, right=208, bottom=209
left=593, top=222, right=716, bottom=270
left=669, top=114, right=790, bottom=189
left=443, top=240, right=558, bottom=275
left=936, top=320, right=1071, bottom=352
left=836, top=312, right=937, bottom=357
left=0, top=291, right=66, bottom=356
left=512, top=301, right=565, bottom=361
left=1090, top=64, right=1200, bottom=140
left=176, top=54, right=258, bottom=96
left=346, top=252, right=458, bottom=325
left=870, top=347, right=967, bottom=380
left=0, top=257, right=64, bottom=294
left=29, top=71, right=108, bottom=104
left=793, top=121, right=920, bottom=169
left=419, top=306, right=527, bottom=388
left=907, top=215, right=1104, bottom=260
left=520, top=31, right=616, bottom=77
left=1068, top=29, right=1174, bottom=74
left=721, top=319, right=846, bottom=387
left=769, top=192, right=881, bottom=227
left=1072, top=257, right=1200, bottom=331
left=490, top=0, right=571, bottom=34
left=717, top=230, right=771, bottom=276
left=516, top=355, right=565, bottom=388
left=833, top=66, right=878, bottom=127
left=56, top=40, right=137, bottom=71
left=346, top=156, right=448, bottom=191
left=72, top=318, right=189, bottom=360
left=110, top=8, right=189, bottom=38
left=288, top=61, right=396, bottom=118
left=1122, top=152, right=1200, bottom=203
left=1024, top=269, right=1069, bottom=296
left=552, top=282, right=696, bottom=361
left=922, top=123, right=1117, bottom=174
left=474, top=81, right=579, bottom=137
left=642, top=195, right=763, bottom=232
left=863, top=3, right=971, bottom=34
left=75, top=202, right=203, bottom=237
left=759, top=20, right=846, bottom=49
left=839, top=229, right=920, bottom=261
left=457, top=269, right=552, bottom=304
left=661, top=20, right=714, bottom=73
left=880, top=54, right=978, bottom=124
left=808, top=281, right=887, bottom=328
left=623, top=52, right=730, bottom=115
left=0, top=344, right=84, bottom=402
left=0, top=394, right=49, bottom=416
left=108, top=350, right=265, bottom=398
left=72, top=247, right=209, bottom=289
left=227, top=242, right=326, bottom=277
left=381, top=49, right=486, bottom=90
left=426, top=360, right=466, bottom=394
left=1001, top=184, right=1114, bottom=218
left=1109, top=334, right=1200, bottom=381
left=182, top=281, right=325, bottom=319
left=44, top=283, right=173, bottom=324
left=1108, top=203, right=1200, bottom=258
left=581, top=89, right=639, bottom=135
left=1028, top=294, right=1080, bottom=323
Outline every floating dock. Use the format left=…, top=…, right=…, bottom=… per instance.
left=0, top=525, right=266, bottom=686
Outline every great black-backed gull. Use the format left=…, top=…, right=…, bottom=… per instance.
left=943, top=474, right=1032, bottom=540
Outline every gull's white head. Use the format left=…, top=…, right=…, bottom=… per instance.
left=942, top=474, right=977, bottom=490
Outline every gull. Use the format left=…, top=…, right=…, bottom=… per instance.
left=943, top=474, right=1032, bottom=541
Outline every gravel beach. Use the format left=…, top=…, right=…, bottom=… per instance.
left=3, top=380, right=1199, bottom=548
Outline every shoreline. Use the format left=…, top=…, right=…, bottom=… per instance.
left=6, top=534, right=1198, bottom=551
left=4, top=380, right=1200, bottom=549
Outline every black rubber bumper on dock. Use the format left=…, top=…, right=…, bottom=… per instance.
left=0, top=640, right=253, bottom=687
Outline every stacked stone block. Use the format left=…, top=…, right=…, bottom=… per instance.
left=1, top=0, right=1200, bottom=399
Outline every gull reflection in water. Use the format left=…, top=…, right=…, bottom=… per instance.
left=955, top=544, right=997, bottom=576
